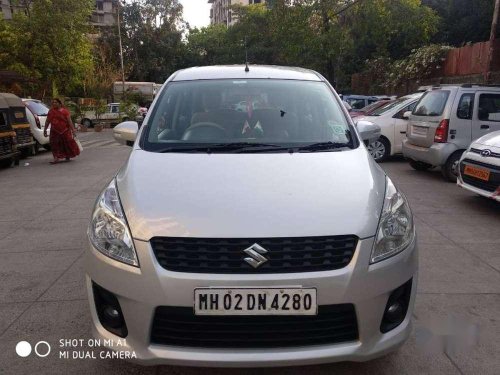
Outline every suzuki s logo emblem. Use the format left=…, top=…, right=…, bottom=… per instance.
left=481, top=149, right=492, bottom=157
left=243, top=243, right=269, bottom=268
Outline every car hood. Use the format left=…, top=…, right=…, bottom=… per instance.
left=116, top=148, right=387, bottom=241
left=474, top=131, right=500, bottom=148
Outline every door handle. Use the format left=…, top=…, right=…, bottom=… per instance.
left=400, top=131, right=406, bottom=134
left=480, top=125, right=490, bottom=130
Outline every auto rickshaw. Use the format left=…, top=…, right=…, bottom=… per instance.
left=0, top=93, right=35, bottom=157
left=0, top=95, right=20, bottom=168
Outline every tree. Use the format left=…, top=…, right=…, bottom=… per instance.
left=423, top=0, right=497, bottom=46
left=0, top=0, right=95, bottom=97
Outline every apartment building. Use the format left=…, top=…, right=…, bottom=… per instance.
left=209, top=0, right=265, bottom=26
left=0, top=0, right=117, bottom=27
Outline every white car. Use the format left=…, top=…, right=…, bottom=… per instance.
left=458, top=131, right=500, bottom=201
left=23, top=99, right=50, bottom=152
left=356, top=93, right=423, bottom=162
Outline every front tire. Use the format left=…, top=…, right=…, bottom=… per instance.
left=367, top=137, right=390, bottom=162
left=409, top=160, right=432, bottom=171
left=441, top=151, right=464, bottom=183
left=82, top=118, right=93, bottom=128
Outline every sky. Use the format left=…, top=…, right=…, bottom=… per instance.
left=179, top=0, right=211, bottom=29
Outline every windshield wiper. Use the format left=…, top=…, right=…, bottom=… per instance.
left=157, top=142, right=283, bottom=154
left=295, top=142, right=349, bottom=152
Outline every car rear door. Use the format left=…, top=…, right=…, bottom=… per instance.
left=472, top=91, right=500, bottom=141
left=406, top=89, right=455, bottom=147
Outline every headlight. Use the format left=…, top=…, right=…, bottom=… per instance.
left=371, top=177, right=414, bottom=264
left=88, top=179, right=139, bottom=267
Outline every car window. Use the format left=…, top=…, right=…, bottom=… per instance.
left=457, top=94, right=474, bottom=120
left=143, top=79, right=355, bottom=152
left=346, top=98, right=366, bottom=110
left=413, top=90, right=450, bottom=116
left=0, top=112, right=9, bottom=131
left=478, top=93, right=500, bottom=122
left=25, top=101, right=49, bottom=116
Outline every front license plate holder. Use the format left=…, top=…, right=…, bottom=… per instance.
left=464, top=165, right=490, bottom=181
left=194, top=288, right=318, bottom=316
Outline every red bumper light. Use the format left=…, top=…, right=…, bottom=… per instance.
left=434, top=119, right=449, bottom=143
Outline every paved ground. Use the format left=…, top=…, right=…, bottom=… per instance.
left=0, top=130, right=499, bottom=375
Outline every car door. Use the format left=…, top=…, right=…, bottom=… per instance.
left=392, top=101, right=418, bottom=154
left=472, top=92, right=500, bottom=141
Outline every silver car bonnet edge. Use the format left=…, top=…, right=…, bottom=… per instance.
left=116, top=147, right=386, bottom=240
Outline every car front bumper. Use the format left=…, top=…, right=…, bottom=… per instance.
left=85, top=236, right=418, bottom=367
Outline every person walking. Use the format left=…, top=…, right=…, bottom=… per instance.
left=43, top=98, right=80, bottom=164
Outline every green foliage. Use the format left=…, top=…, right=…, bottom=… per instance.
left=366, top=44, right=452, bottom=89
left=423, top=0, right=497, bottom=46
left=0, top=0, right=95, bottom=97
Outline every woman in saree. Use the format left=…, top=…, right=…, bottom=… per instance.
left=43, top=98, right=80, bottom=164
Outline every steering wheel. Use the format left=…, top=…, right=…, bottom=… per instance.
left=181, top=122, right=227, bottom=141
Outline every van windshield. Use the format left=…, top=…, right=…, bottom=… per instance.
left=142, top=79, right=356, bottom=153
left=413, top=90, right=450, bottom=116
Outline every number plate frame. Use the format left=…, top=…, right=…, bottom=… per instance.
left=464, top=165, right=490, bottom=181
left=194, top=288, right=318, bottom=316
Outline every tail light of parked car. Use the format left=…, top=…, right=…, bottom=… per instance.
left=34, top=114, right=41, bottom=129
left=434, top=119, right=449, bottom=143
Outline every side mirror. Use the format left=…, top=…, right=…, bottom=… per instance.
left=356, top=120, right=381, bottom=144
left=402, top=111, right=412, bottom=120
left=113, top=121, right=138, bottom=146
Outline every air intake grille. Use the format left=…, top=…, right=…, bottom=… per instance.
left=151, top=235, right=358, bottom=274
left=151, top=304, right=359, bottom=348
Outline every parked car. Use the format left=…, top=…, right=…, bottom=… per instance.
left=457, top=131, right=500, bottom=201
left=88, top=65, right=418, bottom=367
left=350, top=99, right=392, bottom=119
left=355, top=93, right=424, bottom=162
left=403, top=84, right=500, bottom=182
left=23, top=99, right=50, bottom=152
left=343, top=95, right=380, bottom=110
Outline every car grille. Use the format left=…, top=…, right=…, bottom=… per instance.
left=461, top=159, right=500, bottom=193
left=151, top=304, right=359, bottom=348
left=15, top=127, right=32, bottom=145
left=0, top=136, right=13, bottom=156
left=470, top=148, right=500, bottom=159
left=151, top=235, right=358, bottom=274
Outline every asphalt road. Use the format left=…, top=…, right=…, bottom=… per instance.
left=0, top=130, right=499, bottom=375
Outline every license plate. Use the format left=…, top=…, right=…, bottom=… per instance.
left=412, top=126, right=427, bottom=136
left=464, top=165, right=490, bottom=181
left=194, top=288, right=317, bottom=316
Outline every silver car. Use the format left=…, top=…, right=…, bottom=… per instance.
left=86, top=66, right=418, bottom=367
left=403, top=84, right=500, bottom=182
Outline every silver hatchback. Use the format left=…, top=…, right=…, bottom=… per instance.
left=86, top=66, right=418, bottom=367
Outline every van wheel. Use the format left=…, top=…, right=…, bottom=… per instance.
left=367, top=137, right=390, bottom=162
left=82, top=119, right=93, bottom=128
left=409, top=160, right=432, bottom=171
left=441, top=151, right=464, bottom=183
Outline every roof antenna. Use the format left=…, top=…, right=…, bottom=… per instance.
left=244, top=36, right=250, bottom=72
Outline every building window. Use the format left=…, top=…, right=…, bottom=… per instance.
left=97, top=1, right=103, bottom=11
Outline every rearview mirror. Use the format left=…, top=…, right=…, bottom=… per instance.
left=356, top=120, right=381, bottom=144
left=402, top=111, right=412, bottom=120
left=113, top=121, right=138, bottom=146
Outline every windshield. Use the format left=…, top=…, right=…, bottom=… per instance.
left=143, top=79, right=356, bottom=153
left=25, top=100, right=49, bottom=116
left=413, top=90, right=450, bottom=116
left=370, top=97, right=414, bottom=116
